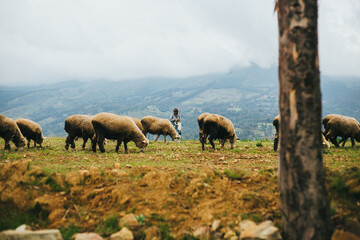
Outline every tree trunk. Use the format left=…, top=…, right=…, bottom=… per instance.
left=276, top=0, right=331, bottom=239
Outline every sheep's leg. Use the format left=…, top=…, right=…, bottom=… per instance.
left=274, top=134, right=279, bottom=151
left=220, top=139, right=225, bottom=149
left=91, top=134, right=97, bottom=152
left=164, top=135, right=166, bottom=143
left=341, top=137, right=348, bottom=147
left=115, top=139, right=122, bottom=153
left=329, top=136, right=339, bottom=147
left=351, top=138, right=355, bottom=147
left=155, top=134, right=160, bottom=142
left=27, top=138, right=31, bottom=148
left=34, top=140, right=37, bottom=148
left=201, top=133, right=207, bottom=151
left=97, top=135, right=106, bottom=153
left=209, top=137, right=215, bottom=150
left=82, top=137, right=88, bottom=149
left=5, top=141, right=10, bottom=150
left=124, top=141, right=128, bottom=153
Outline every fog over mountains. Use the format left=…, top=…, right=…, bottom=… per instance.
left=1, top=65, right=359, bottom=140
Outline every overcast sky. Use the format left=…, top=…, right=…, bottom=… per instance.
left=0, top=0, right=359, bottom=86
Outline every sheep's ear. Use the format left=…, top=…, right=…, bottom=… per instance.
left=142, top=140, right=147, bottom=144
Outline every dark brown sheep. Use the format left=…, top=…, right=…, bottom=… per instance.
left=0, top=114, right=26, bottom=150
left=323, top=114, right=360, bottom=147
left=64, top=114, right=95, bottom=150
left=16, top=118, right=44, bottom=148
left=141, top=116, right=180, bottom=142
left=91, top=112, right=148, bottom=153
left=201, top=114, right=236, bottom=150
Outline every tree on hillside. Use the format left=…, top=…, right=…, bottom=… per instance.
left=276, top=0, right=331, bottom=239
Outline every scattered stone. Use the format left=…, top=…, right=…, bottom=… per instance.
left=15, top=224, right=32, bottom=231
left=118, top=214, right=140, bottom=229
left=211, top=220, right=221, bottom=231
left=113, top=163, right=121, bottom=169
left=125, top=164, right=133, bottom=168
left=331, top=230, right=360, bottom=240
left=193, top=225, right=210, bottom=240
left=224, top=230, right=236, bottom=239
left=73, top=232, right=103, bottom=240
left=0, top=229, right=63, bottom=240
left=111, top=227, right=134, bottom=240
left=219, top=156, right=225, bottom=161
left=239, top=220, right=281, bottom=240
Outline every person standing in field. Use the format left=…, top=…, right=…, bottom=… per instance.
left=170, top=108, right=182, bottom=138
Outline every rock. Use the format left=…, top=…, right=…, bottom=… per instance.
left=239, top=220, right=257, bottom=238
left=113, top=163, right=121, bottom=169
left=253, top=220, right=281, bottom=240
left=73, top=232, right=104, bottom=240
left=211, top=220, right=221, bottom=231
left=193, top=225, right=210, bottom=240
left=48, top=208, right=66, bottom=223
left=144, top=226, right=160, bottom=240
left=118, top=214, right=140, bottom=229
left=15, top=224, right=32, bottom=231
left=332, top=230, right=360, bottom=240
left=0, top=229, right=63, bottom=240
left=111, top=227, right=134, bottom=240
left=224, top=230, right=236, bottom=239
left=125, top=164, right=133, bottom=168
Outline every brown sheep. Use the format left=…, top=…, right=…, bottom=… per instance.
left=0, top=114, right=26, bottom=150
left=15, top=118, right=44, bottom=148
left=127, top=116, right=144, bottom=132
left=273, top=115, right=330, bottom=151
left=323, top=114, right=360, bottom=147
left=91, top=112, right=148, bottom=153
left=201, top=114, right=237, bottom=150
left=141, top=116, right=180, bottom=142
left=64, top=114, right=95, bottom=150
left=197, top=112, right=211, bottom=143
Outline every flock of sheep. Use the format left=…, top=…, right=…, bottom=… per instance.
left=0, top=112, right=360, bottom=152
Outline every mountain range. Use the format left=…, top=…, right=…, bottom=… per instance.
left=1, top=65, right=359, bottom=140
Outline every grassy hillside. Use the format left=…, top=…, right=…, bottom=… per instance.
left=0, top=138, right=359, bottom=239
left=1, top=65, right=359, bottom=141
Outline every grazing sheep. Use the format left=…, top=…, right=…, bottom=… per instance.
left=323, top=114, right=360, bottom=147
left=64, top=114, right=95, bottom=150
left=273, top=115, right=330, bottom=151
left=15, top=118, right=44, bottom=148
left=141, top=116, right=180, bottom=142
left=197, top=112, right=211, bottom=143
left=273, top=115, right=280, bottom=151
left=128, top=117, right=144, bottom=132
left=92, top=112, right=148, bottom=153
left=0, top=114, right=26, bottom=150
left=201, top=114, right=237, bottom=150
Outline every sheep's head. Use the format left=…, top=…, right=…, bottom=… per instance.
left=137, top=139, right=149, bottom=152
left=15, top=136, right=26, bottom=150
left=172, top=133, right=181, bottom=142
left=37, top=134, right=44, bottom=145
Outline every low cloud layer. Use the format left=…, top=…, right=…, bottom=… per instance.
left=0, top=0, right=359, bottom=85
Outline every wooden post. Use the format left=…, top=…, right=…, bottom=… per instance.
left=276, top=0, right=331, bottom=239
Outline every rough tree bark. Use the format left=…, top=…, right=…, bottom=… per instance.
left=276, top=0, right=331, bottom=239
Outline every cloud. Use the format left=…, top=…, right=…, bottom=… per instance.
left=0, top=0, right=359, bottom=85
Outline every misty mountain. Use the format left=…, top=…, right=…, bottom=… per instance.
left=1, top=65, right=359, bottom=140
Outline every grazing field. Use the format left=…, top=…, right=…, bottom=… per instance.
left=0, top=138, right=359, bottom=239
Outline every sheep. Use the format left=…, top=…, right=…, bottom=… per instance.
left=0, top=114, right=26, bottom=150
left=127, top=116, right=144, bottom=132
left=141, top=116, right=180, bottom=142
left=64, top=114, right=96, bottom=150
left=15, top=118, right=44, bottom=148
left=273, top=115, right=330, bottom=151
left=322, top=114, right=360, bottom=147
left=91, top=112, right=149, bottom=153
left=197, top=112, right=211, bottom=143
left=273, top=115, right=280, bottom=151
left=201, top=114, right=237, bottom=150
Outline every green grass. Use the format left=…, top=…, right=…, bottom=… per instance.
left=97, top=214, right=120, bottom=235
